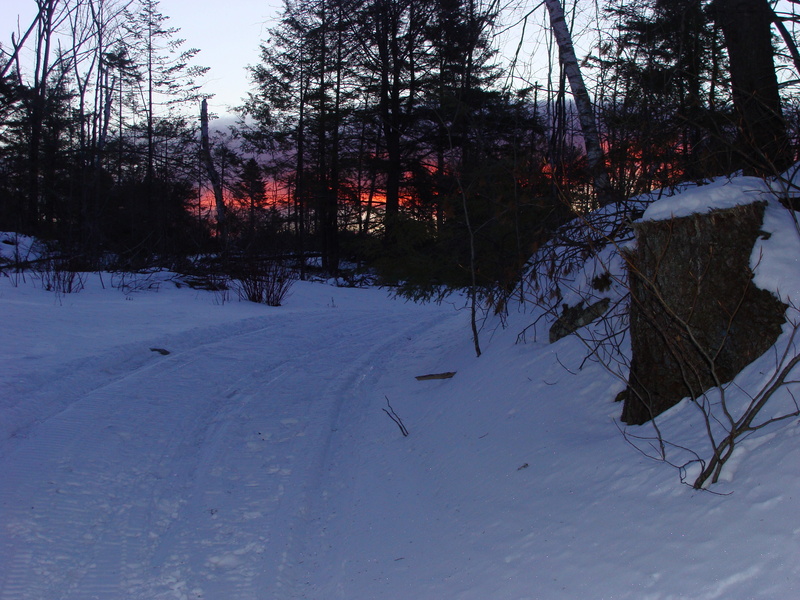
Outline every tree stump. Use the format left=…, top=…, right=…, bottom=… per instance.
left=620, top=201, right=786, bottom=425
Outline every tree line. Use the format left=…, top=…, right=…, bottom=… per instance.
left=1, top=0, right=799, bottom=296
left=0, top=0, right=207, bottom=267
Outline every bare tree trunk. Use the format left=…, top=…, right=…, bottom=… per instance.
left=712, top=0, right=793, bottom=175
left=200, top=99, right=226, bottom=244
left=543, top=0, right=615, bottom=206
left=26, top=0, right=59, bottom=232
left=1, top=13, right=41, bottom=79
left=295, top=68, right=308, bottom=280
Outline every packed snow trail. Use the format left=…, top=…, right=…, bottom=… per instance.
left=5, top=272, right=800, bottom=600
left=0, top=281, right=459, bottom=600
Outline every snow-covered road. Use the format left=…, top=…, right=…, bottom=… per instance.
left=8, top=180, right=800, bottom=599
left=0, top=281, right=456, bottom=600
left=5, top=269, right=800, bottom=600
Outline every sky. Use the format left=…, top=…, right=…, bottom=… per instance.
left=5, top=0, right=800, bottom=122
left=0, top=0, right=284, bottom=116
left=156, top=0, right=283, bottom=114
left=0, top=0, right=556, bottom=115
left=0, top=0, right=562, bottom=120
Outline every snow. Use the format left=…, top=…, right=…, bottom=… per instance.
left=3, top=173, right=800, bottom=599
left=753, top=200, right=800, bottom=305
left=642, top=176, right=774, bottom=221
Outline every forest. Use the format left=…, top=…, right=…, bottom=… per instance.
left=1, top=0, right=799, bottom=301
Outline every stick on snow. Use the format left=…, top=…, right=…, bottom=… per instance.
left=415, top=371, right=456, bottom=381
left=383, top=396, right=409, bottom=437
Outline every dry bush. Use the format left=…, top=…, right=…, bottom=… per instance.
left=39, top=256, right=86, bottom=297
left=235, top=259, right=296, bottom=306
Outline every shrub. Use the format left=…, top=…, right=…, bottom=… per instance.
left=235, top=260, right=296, bottom=306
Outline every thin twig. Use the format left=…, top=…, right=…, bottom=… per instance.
left=383, top=396, right=409, bottom=437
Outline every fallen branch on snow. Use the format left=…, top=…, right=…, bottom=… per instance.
left=415, top=372, right=456, bottom=381
left=383, top=396, right=409, bottom=437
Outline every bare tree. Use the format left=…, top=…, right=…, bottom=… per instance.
left=200, top=98, right=226, bottom=243
left=14, top=0, right=71, bottom=231
left=711, top=0, right=793, bottom=175
left=1, top=7, right=44, bottom=79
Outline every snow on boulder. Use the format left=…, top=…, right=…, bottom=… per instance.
left=641, top=175, right=773, bottom=222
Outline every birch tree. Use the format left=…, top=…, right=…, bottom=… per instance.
left=544, top=0, right=614, bottom=206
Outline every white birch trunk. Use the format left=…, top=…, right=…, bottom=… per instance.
left=544, top=0, right=614, bottom=206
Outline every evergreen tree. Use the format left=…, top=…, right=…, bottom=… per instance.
left=601, top=0, right=729, bottom=190
left=247, top=0, right=364, bottom=273
left=122, top=0, right=208, bottom=256
left=354, top=0, right=431, bottom=245
left=234, top=157, right=268, bottom=245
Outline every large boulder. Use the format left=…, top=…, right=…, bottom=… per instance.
left=620, top=201, right=786, bottom=425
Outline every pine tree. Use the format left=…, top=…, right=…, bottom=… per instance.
left=123, top=0, right=208, bottom=253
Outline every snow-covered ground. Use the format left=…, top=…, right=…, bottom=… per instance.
left=2, top=175, right=800, bottom=600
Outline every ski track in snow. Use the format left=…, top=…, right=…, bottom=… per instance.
left=0, top=298, right=456, bottom=600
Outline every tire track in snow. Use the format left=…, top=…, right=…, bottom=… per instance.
left=0, top=319, right=302, bottom=600
left=271, top=309, right=463, bottom=598
left=0, top=300, right=455, bottom=600
left=143, top=308, right=453, bottom=599
left=0, top=315, right=294, bottom=451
